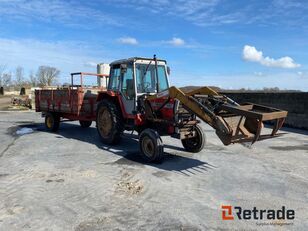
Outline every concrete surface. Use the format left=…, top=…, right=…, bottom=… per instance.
left=0, top=111, right=307, bottom=230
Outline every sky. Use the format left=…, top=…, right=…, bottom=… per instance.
left=0, top=0, right=307, bottom=90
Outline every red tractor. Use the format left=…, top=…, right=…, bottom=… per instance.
left=36, top=56, right=287, bottom=163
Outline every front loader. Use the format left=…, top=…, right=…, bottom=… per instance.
left=142, top=86, right=287, bottom=154
left=94, top=56, right=288, bottom=163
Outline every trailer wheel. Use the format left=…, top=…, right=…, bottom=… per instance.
left=139, top=129, right=164, bottom=163
left=45, top=113, right=60, bottom=132
left=181, top=125, right=205, bottom=153
left=79, top=120, right=92, bottom=128
left=96, top=100, right=123, bottom=144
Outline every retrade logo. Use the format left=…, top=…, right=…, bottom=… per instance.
left=221, top=205, right=295, bottom=221
left=221, top=205, right=234, bottom=220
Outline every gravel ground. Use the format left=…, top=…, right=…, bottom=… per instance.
left=0, top=111, right=307, bottom=230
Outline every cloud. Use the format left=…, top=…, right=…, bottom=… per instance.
left=242, top=45, right=300, bottom=69
left=84, top=62, right=98, bottom=68
left=117, top=37, right=138, bottom=45
left=0, top=0, right=121, bottom=27
left=297, top=71, right=308, bottom=78
left=297, top=71, right=303, bottom=76
left=107, top=0, right=226, bottom=26
left=2, top=0, right=305, bottom=30
left=243, top=45, right=263, bottom=62
left=254, top=71, right=264, bottom=76
left=106, top=0, right=308, bottom=27
left=166, top=37, right=185, bottom=46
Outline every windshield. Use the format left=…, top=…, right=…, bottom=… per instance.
left=135, top=64, right=168, bottom=93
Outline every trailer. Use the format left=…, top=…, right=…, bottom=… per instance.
left=35, top=56, right=288, bottom=163
left=35, top=72, right=108, bottom=130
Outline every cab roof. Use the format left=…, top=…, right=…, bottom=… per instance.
left=110, top=57, right=167, bottom=66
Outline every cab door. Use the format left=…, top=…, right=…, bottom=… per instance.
left=119, top=64, right=136, bottom=115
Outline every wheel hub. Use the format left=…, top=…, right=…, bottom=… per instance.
left=46, top=117, right=53, bottom=128
left=98, top=108, right=112, bottom=137
left=142, top=136, right=155, bottom=158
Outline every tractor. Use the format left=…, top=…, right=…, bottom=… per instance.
left=94, top=56, right=287, bottom=162
left=36, top=56, right=287, bottom=163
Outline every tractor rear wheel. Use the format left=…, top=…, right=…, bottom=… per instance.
left=139, top=129, right=164, bottom=163
left=181, top=125, right=205, bottom=153
left=79, top=120, right=92, bottom=128
left=45, top=112, right=60, bottom=132
left=96, top=100, right=123, bottom=144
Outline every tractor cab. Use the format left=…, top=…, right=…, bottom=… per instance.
left=107, top=56, right=170, bottom=114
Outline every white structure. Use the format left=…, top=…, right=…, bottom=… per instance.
left=97, top=63, right=110, bottom=87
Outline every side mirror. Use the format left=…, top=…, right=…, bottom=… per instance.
left=120, top=63, right=127, bottom=74
left=167, top=66, right=171, bottom=75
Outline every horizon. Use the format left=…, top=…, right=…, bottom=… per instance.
left=0, top=0, right=307, bottom=91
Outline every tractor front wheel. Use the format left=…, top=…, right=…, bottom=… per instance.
left=45, top=112, right=60, bottom=132
left=139, top=129, right=164, bottom=163
left=181, top=125, right=205, bottom=153
left=96, top=100, right=123, bottom=145
left=79, top=120, right=92, bottom=128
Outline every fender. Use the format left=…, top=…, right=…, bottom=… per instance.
left=96, top=91, right=135, bottom=120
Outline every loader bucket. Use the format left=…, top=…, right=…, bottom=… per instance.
left=215, top=103, right=288, bottom=145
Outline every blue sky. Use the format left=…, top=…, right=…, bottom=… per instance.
left=0, top=0, right=307, bottom=90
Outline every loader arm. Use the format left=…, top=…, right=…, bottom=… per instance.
left=146, top=86, right=288, bottom=145
left=165, top=86, right=231, bottom=134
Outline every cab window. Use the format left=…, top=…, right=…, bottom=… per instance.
left=135, top=64, right=168, bottom=93
left=108, top=65, right=120, bottom=91
left=157, top=65, right=168, bottom=92
left=121, top=65, right=134, bottom=99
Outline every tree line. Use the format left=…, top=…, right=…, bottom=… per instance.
left=0, top=65, right=60, bottom=88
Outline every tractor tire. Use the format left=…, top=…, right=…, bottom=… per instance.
left=181, top=125, right=205, bottom=153
left=139, top=129, right=164, bottom=163
left=96, top=100, right=124, bottom=145
left=79, top=120, right=92, bottom=128
left=45, top=112, right=60, bottom=132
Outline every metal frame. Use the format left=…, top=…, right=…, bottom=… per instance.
left=70, top=72, right=109, bottom=87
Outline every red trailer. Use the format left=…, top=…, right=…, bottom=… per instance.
left=35, top=72, right=108, bottom=130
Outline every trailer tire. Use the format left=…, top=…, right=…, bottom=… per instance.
left=181, top=125, right=205, bottom=153
left=79, top=120, right=92, bottom=128
left=139, top=129, right=164, bottom=163
left=96, top=100, right=123, bottom=145
left=45, top=112, right=60, bottom=132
